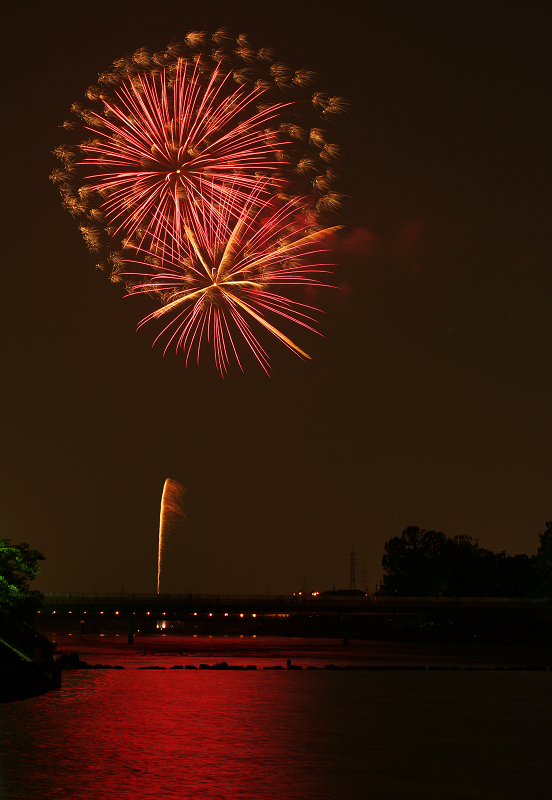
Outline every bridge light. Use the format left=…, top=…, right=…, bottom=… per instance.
left=252, top=614, right=256, bottom=618
left=52, top=611, right=56, bottom=614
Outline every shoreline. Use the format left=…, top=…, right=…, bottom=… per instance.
left=44, top=632, right=552, bottom=670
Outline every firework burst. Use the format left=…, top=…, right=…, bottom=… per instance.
left=78, top=58, right=290, bottom=252
left=52, top=29, right=348, bottom=370
left=124, top=180, right=342, bottom=373
left=52, top=30, right=347, bottom=265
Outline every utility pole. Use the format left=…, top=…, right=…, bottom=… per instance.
left=349, top=549, right=356, bottom=590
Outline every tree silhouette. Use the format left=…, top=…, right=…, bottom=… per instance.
left=381, top=526, right=540, bottom=597
left=534, top=521, right=552, bottom=596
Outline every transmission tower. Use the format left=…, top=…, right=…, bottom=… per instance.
left=349, top=549, right=356, bottom=590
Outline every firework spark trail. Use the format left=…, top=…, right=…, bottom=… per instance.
left=79, top=59, right=290, bottom=252
left=53, top=31, right=348, bottom=261
left=124, top=179, right=342, bottom=373
left=158, top=478, right=186, bottom=594
left=52, top=30, right=349, bottom=368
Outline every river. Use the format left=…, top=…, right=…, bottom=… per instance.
left=1, top=636, right=551, bottom=799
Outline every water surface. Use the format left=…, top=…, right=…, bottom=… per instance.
left=1, top=666, right=551, bottom=799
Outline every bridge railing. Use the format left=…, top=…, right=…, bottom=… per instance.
left=41, top=593, right=551, bottom=607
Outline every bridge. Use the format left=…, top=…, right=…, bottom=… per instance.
left=41, top=592, right=552, bottom=614
left=37, top=593, right=552, bottom=645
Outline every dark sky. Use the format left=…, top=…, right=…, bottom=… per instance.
left=2, top=0, right=551, bottom=594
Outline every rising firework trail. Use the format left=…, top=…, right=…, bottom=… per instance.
left=124, top=179, right=342, bottom=373
left=157, top=478, right=186, bottom=594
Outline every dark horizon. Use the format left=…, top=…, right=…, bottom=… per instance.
left=2, top=0, right=551, bottom=596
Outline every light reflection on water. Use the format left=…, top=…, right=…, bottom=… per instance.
left=1, top=670, right=551, bottom=799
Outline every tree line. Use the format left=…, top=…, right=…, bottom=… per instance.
left=380, top=522, right=552, bottom=597
left=1, top=524, right=552, bottom=627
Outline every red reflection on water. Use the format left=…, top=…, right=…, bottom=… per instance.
left=2, top=668, right=552, bottom=800
left=0, top=671, right=326, bottom=800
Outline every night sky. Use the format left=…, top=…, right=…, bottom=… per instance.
left=3, top=1, right=551, bottom=594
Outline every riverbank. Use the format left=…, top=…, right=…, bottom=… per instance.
left=0, top=659, right=62, bottom=702
left=46, top=633, right=552, bottom=670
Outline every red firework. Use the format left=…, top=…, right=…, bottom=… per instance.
left=79, top=58, right=290, bottom=251
left=52, top=31, right=348, bottom=370
left=123, top=180, right=342, bottom=373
